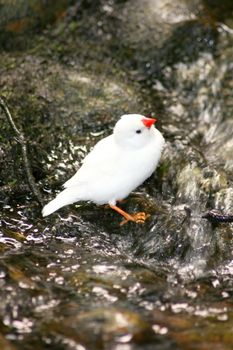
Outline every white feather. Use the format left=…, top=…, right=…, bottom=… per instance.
left=42, top=187, right=84, bottom=217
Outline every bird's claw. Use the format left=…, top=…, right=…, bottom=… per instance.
left=120, top=212, right=150, bottom=226
left=133, top=212, right=151, bottom=224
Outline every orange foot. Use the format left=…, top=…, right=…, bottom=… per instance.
left=109, top=204, right=150, bottom=226
left=120, top=212, right=151, bottom=226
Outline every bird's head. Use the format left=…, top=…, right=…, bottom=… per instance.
left=113, top=114, right=157, bottom=149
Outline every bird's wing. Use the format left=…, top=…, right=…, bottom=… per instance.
left=63, top=135, right=120, bottom=188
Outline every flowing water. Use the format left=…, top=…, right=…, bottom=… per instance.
left=0, top=1, right=233, bottom=349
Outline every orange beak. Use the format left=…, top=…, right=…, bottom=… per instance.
left=142, top=118, right=157, bottom=128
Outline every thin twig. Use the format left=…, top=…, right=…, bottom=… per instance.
left=202, top=210, right=233, bottom=223
left=0, top=96, right=44, bottom=206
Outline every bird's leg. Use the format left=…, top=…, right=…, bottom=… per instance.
left=103, top=199, right=125, bottom=209
left=109, top=204, right=150, bottom=226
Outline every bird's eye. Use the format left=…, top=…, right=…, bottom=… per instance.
left=136, top=129, right=142, bottom=134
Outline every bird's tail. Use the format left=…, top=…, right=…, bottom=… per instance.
left=42, top=187, right=82, bottom=217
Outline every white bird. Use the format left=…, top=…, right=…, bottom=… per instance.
left=42, top=114, right=165, bottom=224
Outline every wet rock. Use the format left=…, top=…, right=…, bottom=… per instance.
left=0, top=0, right=74, bottom=49
left=50, top=307, right=153, bottom=346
